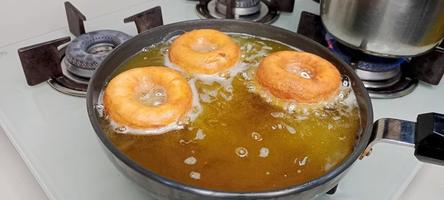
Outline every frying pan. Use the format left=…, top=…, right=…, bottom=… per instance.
left=86, top=19, right=444, bottom=200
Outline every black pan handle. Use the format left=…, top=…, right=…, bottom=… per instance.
left=415, top=113, right=444, bottom=165
left=366, top=113, right=444, bottom=165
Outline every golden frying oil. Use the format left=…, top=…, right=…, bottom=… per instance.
left=100, top=34, right=361, bottom=192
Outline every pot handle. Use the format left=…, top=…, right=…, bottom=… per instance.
left=365, top=113, right=444, bottom=165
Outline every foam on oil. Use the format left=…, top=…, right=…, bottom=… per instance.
left=98, top=33, right=361, bottom=192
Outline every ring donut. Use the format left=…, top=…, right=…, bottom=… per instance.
left=104, top=67, right=192, bottom=129
left=256, top=51, right=341, bottom=103
left=169, top=29, right=240, bottom=74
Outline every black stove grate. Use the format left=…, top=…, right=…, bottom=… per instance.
left=17, top=1, right=164, bottom=97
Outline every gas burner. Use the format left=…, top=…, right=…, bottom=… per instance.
left=295, top=11, right=435, bottom=99
left=17, top=2, right=163, bottom=97
left=355, top=68, right=401, bottom=82
left=350, top=70, right=416, bottom=98
left=196, top=0, right=294, bottom=23
left=324, top=33, right=417, bottom=98
left=63, top=30, right=131, bottom=78
left=48, top=45, right=90, bottom=97
left=325, top=33, right=406, bottom=73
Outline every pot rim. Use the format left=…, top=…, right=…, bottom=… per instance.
left=86, top=19, right=374, bottom=198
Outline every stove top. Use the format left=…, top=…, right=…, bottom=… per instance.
left=2, top=0, right=442, bottom=200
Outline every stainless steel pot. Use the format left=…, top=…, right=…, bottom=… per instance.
left=320, top=0, right=444, bottom=57
left=86, top=20, right=444, bottom=199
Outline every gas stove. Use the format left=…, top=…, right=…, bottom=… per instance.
left=2, top=0, right=444, bottom=200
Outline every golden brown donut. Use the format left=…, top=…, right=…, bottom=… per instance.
left=104, top=67, right=192, bottom=129
left=169, top=29, right=240, bottom=74
left=256, top=51, right=341, bottom=103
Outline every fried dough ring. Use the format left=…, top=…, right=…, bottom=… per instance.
left=169, top=29, right=240, bottom=74
left=256, top=51, right=341, bottom=103
left=104, top=67, right=192, bottom=129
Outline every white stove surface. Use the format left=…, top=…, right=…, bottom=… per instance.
left=1, top=0, right=443, bottom=199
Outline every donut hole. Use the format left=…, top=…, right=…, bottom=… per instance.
left=134, top=80, right=167, bottom=107
left=285, top=62, right=315, bottom=80
left=138, top=88, right=166, bottom=107
left=190, top=37, right=219, bottom=53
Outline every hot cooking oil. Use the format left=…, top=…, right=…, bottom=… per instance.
left=99, top=34, right=361, bottom=192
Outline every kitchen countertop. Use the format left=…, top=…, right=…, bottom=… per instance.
left=1, top=0, right=444, bottom=199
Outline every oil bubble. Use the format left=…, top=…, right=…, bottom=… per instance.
left=251, top=132, right=263, bottom=141
left=194, top=129, right=206, bottom=140
left=241, top=72, right=252, bottom=81
left=190, top=171, right=201, bottom=180
left=184, top=156, right=197, bottom=165
left=270, top=112, right=285, bottom=118
left=114, top=126, right=127, bottom=133
left=299, top=156, right=308, bottom=166
left=246, top=83, right=256, bottom=92
left=179, top=139, right=193, bottom=145
left=235, top=147, right=248, bottom=158
left=285, top=125, right=296, bottom=134
left=259, top=147, right=269, bottom=158
left=286, top=103, right=297, bottom=114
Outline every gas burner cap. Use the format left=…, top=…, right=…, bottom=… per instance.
left=64, top=30, right=131, bottom=78
left=216, top=0, right=261, bottom=16
left=46, top=30, right=131, bottom=97
left=196, top=0, right=279, bottom=23
left=361, top=72, right=402, bottom=88
left=355, top=67, right=401, bottom=81
left=367, top=76, right=418, bottom=99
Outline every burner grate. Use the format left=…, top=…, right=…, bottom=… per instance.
left=17, top=2, right=164, bottom=97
